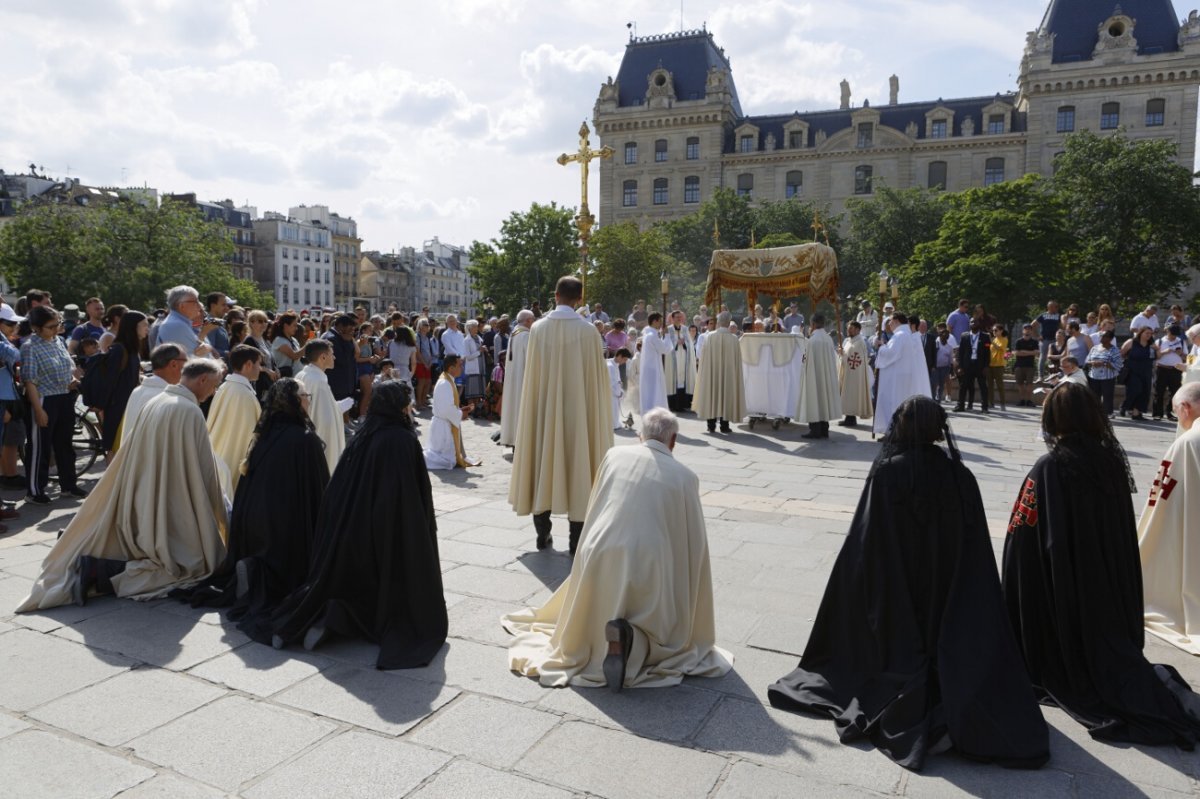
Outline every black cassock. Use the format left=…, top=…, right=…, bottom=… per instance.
left=768, top=445, right=1049, bottom=771
left=1002, top=447, right=1200, bottom=748
left=173, top=418, right=329, bottom=643
left=270, top=418, right=448, bottom=670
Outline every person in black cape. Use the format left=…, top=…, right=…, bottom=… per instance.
left=270, top=379, right=448, bottom=670
left=767, top=396, right=1049, bottom=771
left=172, top=378, right=329, bottom=643
left=1002, top=381, right=1200, bottom=748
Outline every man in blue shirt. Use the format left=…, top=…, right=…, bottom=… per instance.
left=157, top=285, right=218, bottom=358
left=203, top=292, right=232, bottom=357
left=68, top=297, right=106, bottom=355
left=1033, top=300, right=1062, bottom=381
left=946, top=298, right=972, bottom=345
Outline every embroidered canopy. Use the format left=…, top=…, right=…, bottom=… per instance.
left=703, top=242, right=840, bottom=315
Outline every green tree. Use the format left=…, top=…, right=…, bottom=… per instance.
left=900, top=175, right=1074, bottom=325
left=1051, top=130, right=1200, bottom=312
left=754, top=232, right=804, bottom=249
left=588, top=222, right=673, bottom=317
left=751, top=197, right=844, bottom=252
left=841, top=186, right=946, bottom=301
left=0, top=204, right=92, bottom=299
left=467, top=202, right=578, bottom=316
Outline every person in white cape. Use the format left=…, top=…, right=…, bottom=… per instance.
left=798, top=314, right=841, bottom=439
left=665, top=311, right=696, bottom=412
left=116, top=342, right=185, bottom=448
left=425, top=355, right=480, bottom=469
left=838, top=320, right=873, bottom=428
left=873, top=312, right=932, bottom=436
left=207, top=344, right=263, bottom=498
left=502, top=409, right=733, bottom=691
left=693, top=311, right=745, bottom=434
left=607, top=349, right=632, bottom=430
left=1138, top=382, right=1200, bottom=654
left=295, top=338, right=352, bottom=475
left=18, top=359, right=228, bottom=610
left=498, top=309, right=533, bottom=447
left=639, top=313, right=672, bottom=416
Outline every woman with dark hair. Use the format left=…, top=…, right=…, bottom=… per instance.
left=173, top=378, right=329, bottom=642
left=1003, top=382, right=1200, bottom=748
left=98, top=311, right=149, bottom=453
left=768, top=396, right=1048, bottom=771
left=21, top=306, right=86, bottom=502
left=1120, top=325, right=1157, bottom=420
left=97, top=304, right=128, bottom=353
left=269, top=312, right=302, bottom=378
left=270, top=380, right=447, bottom=669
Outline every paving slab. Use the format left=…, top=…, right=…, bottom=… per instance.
left=0, top=711, right=29, bottom=739
left=535, top=681, right=721, bottom=742
left=129, top=695, right=337, bottom=792
left=439, top=563, right=547, bottom=603
left=516, top=720, right=728, bottom=799
left=29, top=666, right=224, bottom=746
left=406, top=637, right=550, bottom=704
left=113, top=773, right=227, bottom=799
left=409, top=759, right=573, bottom=799
left=448, top=596, right=525, bottom=646
left=244, top=729, right=450, bottom=799
left=715, top=760, right=881, bottom=798
left=0, top=729, right=153, bottom=799
left=0, top=628, right=135, bottom=712
left=438, top=539, right=524, bottom=568
left=187, top=643, right=334, bottom=698
left=274, top=664, right=460, bottom=735
left=409, top=694, right=560, bottom=768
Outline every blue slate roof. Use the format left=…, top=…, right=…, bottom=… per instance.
left=727, top=95, right=1025, bottom=153
left=615, top=29, right=743, bottom=116
left=1039, top=0, right=1182, bottom=62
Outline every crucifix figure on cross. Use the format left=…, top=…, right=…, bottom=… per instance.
left=557, top=121, right=613, bottom=305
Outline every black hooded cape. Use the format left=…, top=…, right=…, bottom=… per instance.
left=172, top=418, right=329, bottom=643
left=270, top=418, right=447, bottom=670
left=767, top=445, right=1049, bottom=771
left=1002, top=447, right=1200, bottom=748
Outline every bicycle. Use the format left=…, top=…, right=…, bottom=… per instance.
left=70, top=397, right=103, bottom=479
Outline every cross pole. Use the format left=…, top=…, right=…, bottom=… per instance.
left=557, top=121, right=613, bottom=307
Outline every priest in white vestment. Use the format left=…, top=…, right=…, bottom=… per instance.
left=607, top=349, right=631, bottom=430
left=425, top=355, right=479, bottom=469
left=508, top=277, right=612, bottom=554
left=693, top=312, right=745, bottom=434
left=639, top=314, right=672, bottom=416
left=498, top=310, right=533, bottom=447
left=838, top=321, right=873, bottom=427
left=295, top=338, right=351, bottom=475
left=503, top=409, right=733, bottom=691
left=207, top=345, right=263, bottom=497
left=116, top=342, right=185, bottom=448
left=1139, top=382, right=1200, bottom=654
left=625, top=344, right=642, bottom=417
left=798, top=314, right=842, bottom=439
left=18, top=360, right=228, bottom=610
left=873, top=313, right=932, bottom=436
left=665, top=312, right=696, bottom=412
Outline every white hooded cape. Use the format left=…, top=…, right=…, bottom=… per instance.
left=873, top=327, right=932, bottom=435
left=639, top=327, right=672, bottom=415
left=798, top=328, right=842, bottom=423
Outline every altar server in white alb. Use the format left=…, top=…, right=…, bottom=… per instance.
left=838, top=321, right=873, bottom=428
left=1138, top=382, right=1200, bottom=654
left=425, top=355, right=480, bottom=470
left=295, top=338, right=352, bottom=475
left=207, top=345, right=263, bottom=498
left=607, top=349, right=632, bottom=430
left=498, top=310, right=533, bottom=448
left=798, top=314, right=841, bottom=439
left=639, top=313, right=673, bottom=416
left=693, top=312, right=745, bottom=434
left=873, top=313, right=932, bottom=437
left=665, top=311, right=696, bottom=412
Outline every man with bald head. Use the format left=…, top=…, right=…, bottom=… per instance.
left=1139, top=382, right=1200, bottom=655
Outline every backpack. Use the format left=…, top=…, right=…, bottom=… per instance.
left=79, top=351, right=117, bottom=408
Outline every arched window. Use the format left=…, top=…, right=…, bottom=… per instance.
left=686, top=136, right=700, bottom=160
left=737, top=173, right=754, bottom=198
left=1146, top=98, right=1166, bottom=126
left=854, top=165, right=873, bottom=195
left=1100, top=102, right=1120, bottom=130
left=928, top=161, right=947, bottom=190
left=984, top=158, right=1005, bottom=186
left=785, top=171, right=803, bottom=199
left=653, top=178, right=668, bottom=205
left=684, top=176, right=700, bottom=203
left=624, top=142, right=637, bottom=164
left=622, top=180, right=637, bottom=207
left=655, top=139, right=668, bottom=162
left=1056, top=106, right=1075, bottom=133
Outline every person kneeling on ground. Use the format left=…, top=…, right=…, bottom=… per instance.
left=502, top=408, right=733, bottom=692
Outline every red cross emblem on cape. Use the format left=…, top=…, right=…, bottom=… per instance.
left=1008, top=477, right=1038, bottom=534
left=847, top=352, right=862, bottom=371
left=1149, top=459, right=1178, bottom=508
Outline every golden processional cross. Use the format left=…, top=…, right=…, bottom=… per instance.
left=557, top=121, right=613, bottom=306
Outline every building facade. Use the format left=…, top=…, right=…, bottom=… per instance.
left=289, top=205, right=362, bottom=309
left=594, top=0, right=1200, bottom=227
left=357, top=250, right=413, bottom=315
left=251, top=212, right=334, bottom=311
left=165, top=194, right=255, bottom=282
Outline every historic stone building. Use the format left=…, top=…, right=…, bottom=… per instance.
left=165, top=195, right=256, bottom=283
left=594, top=0, right=1200, bottom=228
left=251, top=211, right=334, bottom=311
left=289, top=205, right=362, bottom=309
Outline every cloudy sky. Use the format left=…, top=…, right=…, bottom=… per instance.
left=1, top=0, right=1053, bottom=251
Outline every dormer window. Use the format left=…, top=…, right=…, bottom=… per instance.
left=788, top=131, right=804, bottom=148
left=930, top=119, right=947, bottom=139
left=857, top=123, right=874, bottom=148
left=740, top=134, right=755, bottom=153
left=988, top=115, right=1005, bottom=135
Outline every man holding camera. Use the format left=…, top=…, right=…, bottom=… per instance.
left=203, top=292, right=232, bottom=358
left=156, top=286, right=219, bottom=359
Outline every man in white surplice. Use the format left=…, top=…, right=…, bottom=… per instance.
left=639, top=312, right=672, bottom=416
left=665, top=311, right=696, bottom=412
left=425, top=355, right=478, bottom=470
left=873, top=312, right=933, bottom=436
left=498, top=309, right=533, bottom=447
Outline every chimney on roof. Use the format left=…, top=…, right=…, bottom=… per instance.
left=839, top=79, right=850, bottom=110
left=889, top=75, right=899, bottom=106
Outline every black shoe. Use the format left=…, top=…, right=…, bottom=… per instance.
left=1119, top=409, right=1126, bottom=417
left=65, top=487, right=89, bottom=499
left=568, top=520, right=584, bottom=556
left=303, top=622, right=329, bottom=651
left=491, top=431, right=502, bottom=443
left=533, top=512, right=553, bottom=551
left=24, top=494, right=50, bottom=505
left=1168, top=413, right=1179, bottom=422
left=952, top=405, right=965, bottom=412
left=719, top=421, right=732, bottom=434
left=801, top=429, right=821, bottom=439
left=72, top=556, right=98, bottom=607
left=836, top=418, right=855, bottom=427
left=0, top=475, right=26, bottom=489
left=706, top=421, right=716, bottom=433
left=603, top=618, right=633, bottom=693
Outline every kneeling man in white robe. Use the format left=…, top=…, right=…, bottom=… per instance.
left=295, top=338, right=352, bottom=476
left=502, top=408, right=733, bottom=691
left=1139, top=382, right=1200, bottom=654
left=207, top=344, right=263, bottom=497
left=425, top=355, right=480, bottom=469
left=18, top=359, right=228, bottom=610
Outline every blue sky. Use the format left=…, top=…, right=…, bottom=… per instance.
left=1, top=0, right=1062, bottom=250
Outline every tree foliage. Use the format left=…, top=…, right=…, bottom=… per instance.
left=0, top=198, right=273, bottom=311
left=588, top=222, right=675, bottom=317
left=841, top=186, right=946, bottom=300
left=467, top=202, right=578, bottom=316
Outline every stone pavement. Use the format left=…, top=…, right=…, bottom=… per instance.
left=0, top=402, right=1197, bottom=798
